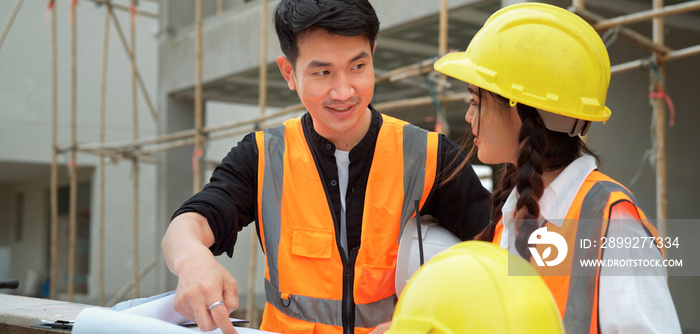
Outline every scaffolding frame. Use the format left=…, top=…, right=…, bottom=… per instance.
left=44, top=0, right=160, bottom=304
left=32, top=0, right=699, bottom=310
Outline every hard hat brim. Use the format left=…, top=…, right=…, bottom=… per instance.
left=434, top=52, right=612, bottom=123
left=434, top=51, right=496, bottom=98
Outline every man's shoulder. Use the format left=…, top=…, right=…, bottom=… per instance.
left=378, top=113, right=435, bottom=135
left=261, top=115, right=304, bottom=132
left=378, top=113, right=410, bottom=128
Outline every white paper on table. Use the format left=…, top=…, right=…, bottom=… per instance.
left=120, top=292, right=189, bottom=324
left=73, top=307, right=202, bottom=334
left=71, top=292, right=279, bottom=334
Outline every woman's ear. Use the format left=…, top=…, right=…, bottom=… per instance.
left=276, top=56, right=296, bottom=90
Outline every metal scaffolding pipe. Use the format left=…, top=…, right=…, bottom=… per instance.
left=68, top=0, right=78, bottom=302
left=86, top=0, right=158, bottom=19
left=130, top=0, right=140, bottom=299
left=436, top=0, right=450, bottom=136
left=593, top=0, right=700, bottom=30
left=98, top=4, right=112, bottom=307
left=573, top=7, right=672, bottom=55
left=652, top=0, right=668, bottom=237
left=610, top=43, right=700, bottom=74
left=108, top=8, right=158, bottom=122
left=375, top=58, right=435, bottom=84
left=663, top=43, right=700, bottom=61
left=194, top=0, right=204, bottom=193
left=106, top=258, right=158, bottom=307
left=49, top=0, right=58, bottom=301
left=0, top=0, right=23, bottom=52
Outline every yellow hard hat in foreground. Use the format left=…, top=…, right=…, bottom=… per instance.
left=435, top=2, right=611, bottom=122
left=385, top=241, right=563, bottom=334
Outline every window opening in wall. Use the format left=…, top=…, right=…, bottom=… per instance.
left=51, top=183, right=92, bottom=294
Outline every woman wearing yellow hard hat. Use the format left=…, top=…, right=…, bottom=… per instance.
left=429, top=2, right=680, bottom=333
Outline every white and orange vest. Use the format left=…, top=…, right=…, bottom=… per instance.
left=493, top=171, right=662, bottom=334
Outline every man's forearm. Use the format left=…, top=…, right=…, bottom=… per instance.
left=162, top=212, right=217, bottom=275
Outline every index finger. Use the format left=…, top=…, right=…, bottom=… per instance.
left=210, top=304, right=238, bottom=334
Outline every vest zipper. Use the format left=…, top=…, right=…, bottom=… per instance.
left=342, top=247, right=358, bottom=334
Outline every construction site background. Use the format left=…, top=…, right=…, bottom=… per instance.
left=0, top=0, right=699, bottom=331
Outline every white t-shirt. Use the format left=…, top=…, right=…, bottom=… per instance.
left=335, top=149, right=351, bottom=258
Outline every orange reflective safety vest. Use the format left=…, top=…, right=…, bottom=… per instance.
left=254, top=115, right=439, bottom=333
left=492, top=171, right=662, bottom=334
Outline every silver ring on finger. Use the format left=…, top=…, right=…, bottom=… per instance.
left=208, top=300, right=225, bottom=311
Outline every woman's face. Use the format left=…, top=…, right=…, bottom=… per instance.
left=465, top=85, right=522, bottom=165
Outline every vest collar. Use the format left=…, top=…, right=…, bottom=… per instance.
left=539, top=155, right=598, bottom=223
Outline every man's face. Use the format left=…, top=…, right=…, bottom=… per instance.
left=277, top=29, right=375, bottom=147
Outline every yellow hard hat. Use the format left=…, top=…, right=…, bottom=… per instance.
left=385, top=241, right=563, bottom=334
left=435, top=2, right=611, bottom=122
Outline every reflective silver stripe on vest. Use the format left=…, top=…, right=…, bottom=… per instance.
left=264, top=278, right=342, bottom=326
left=264, top=278, right=397, bottom=328
left=354, top=294, right=398, bottom=329
left=261, top=125, right=286, bottom=291
left=398, top=123, right=429, bottom=242
left=563, top=181, right=647, bottom=333
left=260, top=121, right=430, bottom=329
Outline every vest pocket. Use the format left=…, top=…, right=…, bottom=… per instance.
left=283, top=226, right=334, bottom=299
left=355, top=263, right=396, bottom=304
left=291, top=227, right=333, bottom=259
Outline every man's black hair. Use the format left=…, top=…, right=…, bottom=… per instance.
left=274, top=0, right=380, bottom=65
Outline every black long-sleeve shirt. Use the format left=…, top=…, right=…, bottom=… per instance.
left=174, top=106, right=491, bottom=257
